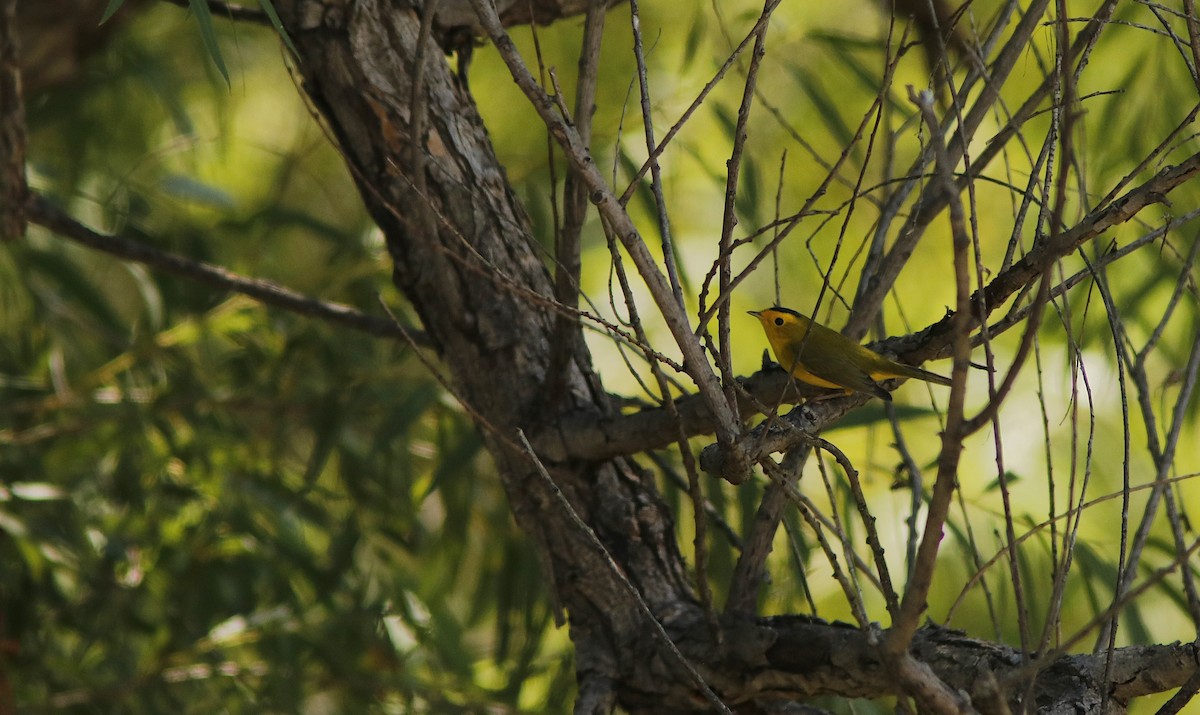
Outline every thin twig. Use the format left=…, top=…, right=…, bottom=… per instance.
left=848, top=0, right=1056, bottom=338
left=546, top=0, right=605, bottom=408
left=814, top=452, right=870, bottom=622
left=822, top=435, right=900, bottom=617
left=885, top=87, right=974, bottom=663
left=706, top=0, right=775, bottom=517
left=1183, top=0, right=1200, bottom=93
left=627, top=0, right=684, bottom=307
left=759, top=457, right=873, bottom=627
left=1090, top=263, right=1200, bottom=654
left=1004, top=534, right=1200, bottom=692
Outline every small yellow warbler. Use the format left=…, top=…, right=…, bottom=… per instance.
left=749, top=306, right=951, bottom=402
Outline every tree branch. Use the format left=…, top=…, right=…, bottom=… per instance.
left=659, top=615, right=1200, bottom=712
left=26, top=194, right=430, bottom=346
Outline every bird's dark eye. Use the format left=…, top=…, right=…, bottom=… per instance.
left=774, top=317, right=784, bottom=326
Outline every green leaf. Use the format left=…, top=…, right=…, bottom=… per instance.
left=99, top=0, right=127, bottom=24
left=189, top=0, right=231, bottom=86
left=983, top=470, right=1022, bottom=493
left=826, top=401, right=938, bottom=430
left=24, top=246, right=127, bottom=335
left=0, top=509, right=29, bottom=538
left=122, top=263, right=164, bottom=331
left=682, top=9, right=707, bottom=70
left=257, top=0, right=299, bottom=56
left=734, top=154, right=761, bottom=227
left=9, top=483, right=68, bottom=501
left=159, top=175, right=237, bottom=209
left=789, top=66, right=855, bottom=149
left=807, top=30, right=884, bottom=52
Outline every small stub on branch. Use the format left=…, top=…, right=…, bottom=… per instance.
left=699, top=405, right=818, bottom=481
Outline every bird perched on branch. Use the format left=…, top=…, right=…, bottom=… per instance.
left=749, top=306, right=951, bottom=402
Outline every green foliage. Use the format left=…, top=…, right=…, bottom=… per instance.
left=186, top=0, right=230, bottom=86
left=7, top=0, right=1200, bottom=711
left=256, top=0, right=299, bottom=57
left=3, top=6, right=567, bottom=713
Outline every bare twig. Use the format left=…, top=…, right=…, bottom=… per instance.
left=1098, top=324, right=1200, bottom=645
left=826, top=437, right=900, bottom=617
left=848, top=0, right=1055, bottom=338
left=627, top=0, right=684, bottom=308
left=759, top=456, right=874, bottom=627
left=1183, top=0, right=1200, bottom=93
left=546, top=0, right=605, bottom=408
left=710, top=0, right=774, bottom=424
left=884, top=87, right=974, bottom=667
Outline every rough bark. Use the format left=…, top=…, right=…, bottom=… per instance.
left=264, top=1, right=1199, bottom=712
left=273, top=1, right=699, bottom=710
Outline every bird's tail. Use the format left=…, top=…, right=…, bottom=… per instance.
left=896, top=363, right=952, bottom=387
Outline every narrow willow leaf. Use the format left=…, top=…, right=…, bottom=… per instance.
left=789, top=67, right=855, bottom=149
left=189, top=0, right=231, bottom=86
left=257, top=0, right=299, bottom=55
left=99, top=0, right=127, bottom=24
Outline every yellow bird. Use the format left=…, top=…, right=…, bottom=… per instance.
left=749, top=306, right=951, bottom=402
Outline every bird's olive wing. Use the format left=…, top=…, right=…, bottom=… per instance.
left=799, top=345, right=892, bottom=401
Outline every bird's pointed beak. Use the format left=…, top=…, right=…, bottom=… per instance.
left=747, top=310, right=761, bottom=318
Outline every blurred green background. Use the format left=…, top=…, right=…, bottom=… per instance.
left=3, top=1, right=1199, bottom=712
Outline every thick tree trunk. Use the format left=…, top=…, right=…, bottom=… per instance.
left=273, top=1, right=700, bottom=711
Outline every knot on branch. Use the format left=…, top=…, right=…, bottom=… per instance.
left=700, top=404, right=821, bottom=480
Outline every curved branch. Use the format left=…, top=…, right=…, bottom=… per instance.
left=26, top=194, right=431, bottom=346
left=661, top=614, right=1199, bottom=713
